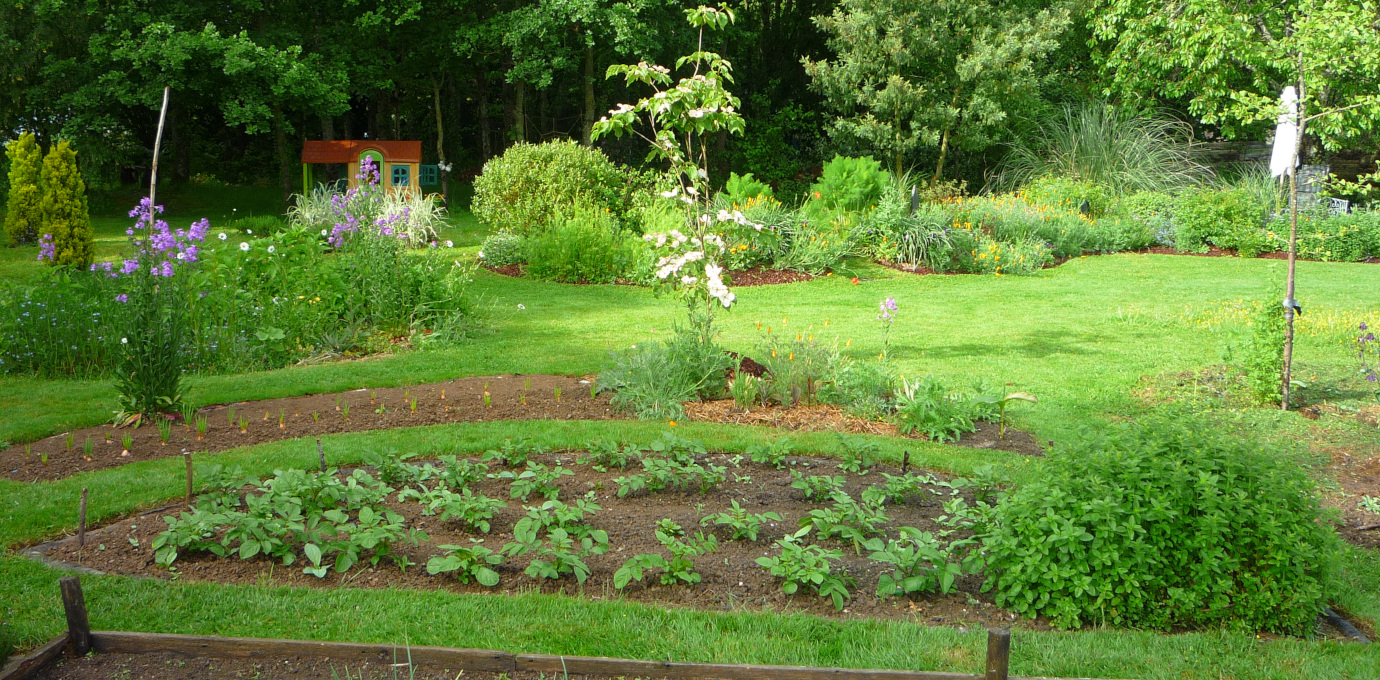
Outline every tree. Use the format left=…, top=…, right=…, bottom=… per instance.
left=1092, top=0, right=1380, bottom=408
left=40, top=140, right=93, bottom=268
left=803, top=0, right=1070, bottom=180
left=4, top=132, right=42, bottom=245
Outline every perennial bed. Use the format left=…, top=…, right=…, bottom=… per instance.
left=38, top=446, right=1032, bottom=629
left=480, top=263, right=816, bottom=287
left=3, top=375, right=613, bottom=482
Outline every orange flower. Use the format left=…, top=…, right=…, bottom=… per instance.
left=850, top=277, right=860, bottom=284
left=668, top=420, right=678, bottom=427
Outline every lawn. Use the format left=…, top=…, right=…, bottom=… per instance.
left=3, top=189, right=1380, bottom=679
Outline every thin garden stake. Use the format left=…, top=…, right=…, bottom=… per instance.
left=77, top=488, right=88, bottom=548
left=317, top=438, right=326, bottom=472
left=901, top=450, right=910, bottom=474
left=148, top=86, right=171, bottom=210
left=1281, top=59, right=1306, bottom=411
left=184, top=452, right=194, bottom=507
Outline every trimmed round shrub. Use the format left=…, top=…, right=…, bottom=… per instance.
left=479, top=229, right=526, bottom=267
left=982, top=417, right=1338, bottom=633
left=472, top=140, right=636, bottom=234
left=1174, top=188, right=1267, bottom=256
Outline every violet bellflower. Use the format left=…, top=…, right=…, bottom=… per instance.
left=37, top=234, right=55, bottom=262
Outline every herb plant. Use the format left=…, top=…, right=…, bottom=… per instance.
left=701, top=500, right=781, bottom=541
left=614, top=523, right=718, bottom=587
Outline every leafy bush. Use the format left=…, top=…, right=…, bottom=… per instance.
left=1270, top=212, right=1380, bottom=262
left=227, top=215, right=289, bottom=236
left=756, top=332, right=839, bottom=405
left=1235, top=291, right=1286, bottom=406
left=862, top=188, right=952, bottom=267
left=479, top=229, right=526, bottom=267
left=821, top=357, right=896, bottom=420
left=982, top=417, right=1338, bottom=633
left=524, top=206, right=639, bottom=283
left=1175, top=189, right=1268, bottom=256
left=40, top=141, right=93, bottom=268
left=865, top=526, right=975, bottom=596
left=598, top=327, right=734, bottom=419
left=893, top=377, right=990, bottom=442
left=810, top=155, right=890, bottom=214
left=472, top=140, right=638, bottom=234
left=756, top=527, right=854, bottom=610
left=724, top=172, right=774, bottom=203
left=1022, top=176, right=1111, bottom=218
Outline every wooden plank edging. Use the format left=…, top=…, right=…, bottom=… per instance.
left=515, top=653, right=979, bottom=680
left=0, top=634, right=68, bottom=680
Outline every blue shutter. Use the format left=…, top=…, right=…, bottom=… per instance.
left=391, top=165, right=410, bottom=186
left=419, top=165, right=439, bottom=185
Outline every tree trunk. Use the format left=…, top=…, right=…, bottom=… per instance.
left=1282, top=65, right=1307, bottom=410
left=477, top=71, right=493, bottom=160
left=931, top=88, right=964, bottom=185
left=432, top=75, right=450, bottom=207
left=582, top=45, right=596, bottom=145
left=514, top=81, right=527, bottom=143
left=272, top=106, right=293, bottom=207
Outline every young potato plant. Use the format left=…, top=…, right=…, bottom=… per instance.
left=436, top=455, right=489, bottom=490
left=579, top=439, right=643, bottom=471
left=398, top=485, right=506, bottom=533
left=362, top=450, right=435, bottom=485
left=648, top=432, right=708, bottom=463
left=701, top=500, right=781, bottom=541
left=798, top=491, right=890, bottom=553
left=790, top=469, right=847, bottom=500
left=482, top=437, right=548, bottom=467
left=948, top=464, right=1011, bottom=505
left=864, top=527, right=980, bottom=597
left=835, top=435, right=879, bottom=474
left=875, top=472, right=940, bottom=505
left=615, top=457, right=727, bottom=497
left=497, top=461, right=573, bottom=501
left=746, top=438, right=793, bottom=469
left=614, top=521, right=719, bottom=588
left=426, top=542, right=504, bottom=586
left=193, top=462, right=257, bottom=508
left=501, top=498, right=609, bottom=583
left=302, top=505, right=422, bottom=577
left=756, top=527, right=854, bottom=610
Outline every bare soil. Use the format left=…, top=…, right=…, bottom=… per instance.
left=3, top=375, right=615, bottom=482
left=44, top=452, right=1033, bottom=630
left=31, top=651, right=619, bottom=680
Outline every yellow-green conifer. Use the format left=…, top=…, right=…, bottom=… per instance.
left=4, top=132, right=42, bottom=245
left=40, top=141, right=93, bottom=267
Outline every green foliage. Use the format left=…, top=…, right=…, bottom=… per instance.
left=809, top=156, right=889, bottom=214
left=790, top=470, right=847, bottom=501
left=861, top=189, right=953, bottom=267
left=821, top=357, right=896, bottom=420
left=701, top=500, right=782, bottom=541
left=893, top=377, right=988, bottom=442
left=614, top=523, right=718, bottom=588
left=724, top=172, right=774, bottom=203
left=835, top=435, right=878, bottom=474
left=472, top=140, right=637, bottom=234
left=773, top=217, right=856, bottom=274
left=598, top=326, right=734, bottom=420
left=426, top=542, right=503, bottom=586
left=40, top=141, right=92, bottom=267
left=1270, top=212, right=1380, bottom=262
left=746, top=438, right=792, bottom=469
left=1236, top=291, right=1287, bottom=406
left=4, top=132, right=41, bottom=244
left=614, top=455, right=727, bottom=497
left=524, top=206, right=641, bottom=284
left=496, top=461, right=573, bottom=501
left=798, top=491, right=890, bottom=552
left=755, top=527, right=854, bottom=610
left=983, top=417, right=1339, bottom=632
left=479, top=229, right=526, bottom=268
left=1022, top=176, right=1111, bottom=218
left=996, top=104, right=1207, bottom=195
left=502, top=497, right=609, bottom=583
left=482, top=438, right=547, bottom=467
left=1174, top=189, right=1268, bottom=256
left=755, top=332, right=839, bottom=405
left=865, top=526, right=976, bottom=597
left=579, top=439, right=642, bottom=471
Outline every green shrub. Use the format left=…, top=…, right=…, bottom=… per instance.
left=820, top=358, right=895, bottom=419
left=810, top=155, right=890, bottom=214
left=4, top=132, right=42, bottom=244
left=862, top=188, right=952, bottom=266
left=774, top=216, right=855, bottom=274
left=1174, top=189, right=1267, bottom=256
left=1021, top=176, right=1111, bottom=218
left=472, top=140, right=637, bottom=234
left=598, top=327, right=734, bottom=419
left=524, top=207, right=639, bottom=284
left=1113, top=190, right=1176, bottom=245
left=479, top=230, right=527, bottom=267
left=1271, top=212, right=1380, bottom=262
left=40, top=141, right=93, bottom=268
left=983, top=417, right=1337, bottom=633
left=227, top=215, right=289, bottom=236
left=724, top=172, right=774, bottom=203
left=1236, top=290, right=1286, bottom=406
left=1088, top=216, right=1158, bottom=252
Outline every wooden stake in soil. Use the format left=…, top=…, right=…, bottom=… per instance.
left=184, top=452, right=194, bottom=507
left=77, top=488, right=88, bottom=548
left=984, top=629, right=1010, bottom=680
left=901, top=450, right=910, bottom=474
left=317, top=438, right=326, bottom=472
left=59, top=576, right=91, bottom=656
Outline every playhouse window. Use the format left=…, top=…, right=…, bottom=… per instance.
left=419, top=165, right=438, bottom=185
left=391, top=165, right=410, bottom=186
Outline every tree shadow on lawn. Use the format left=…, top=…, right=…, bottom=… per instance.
left=896, top=329, right=1108, bottom=360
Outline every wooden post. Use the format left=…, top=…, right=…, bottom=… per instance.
left=901, top=450, right=910, bottom=474
left=148, top=87, right=171, bottom=211
left=317, top=438, right=326, bottom=472
left=184, top=452, right=194, bottom=507
left=77, top=488, right=88, bottom=548
left=59, top=576, right=92, bottom=656
left=985, top=629, right=1010, bottom=680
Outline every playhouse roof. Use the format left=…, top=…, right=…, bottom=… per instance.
left=301, top=140, right=422, bottom=164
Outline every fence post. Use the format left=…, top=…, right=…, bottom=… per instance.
left=59, top=576, right=91, bottom=656
left=985, top=628, right=1010, bottom=680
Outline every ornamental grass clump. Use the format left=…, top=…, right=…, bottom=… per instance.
left=982, top=415, right=1338, bottom=633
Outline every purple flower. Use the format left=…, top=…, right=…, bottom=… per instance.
left=115, top=294, right=128, bottom=303
left=1362, top=322, right=1369, bottom=331
left=37, top=234, right=55, bottom=262
left=120, top=259, right=139, bottom=275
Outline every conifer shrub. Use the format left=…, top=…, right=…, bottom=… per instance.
left=983, top=416, right=1338, bottom=634
left=4, top=132, right=42, bottom=245
left=40, top=141, right=93, bottom=267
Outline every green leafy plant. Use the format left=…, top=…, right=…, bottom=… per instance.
left=982, top=416, right=1339, bottom=633
left=1174, top=188, right=1268, bottom=256
left=836, top=435, right=879, bottom=474
left=894, top=377, right=981, bottom=443
left=746, top=438, right=792, bottom=469
left=195, top=415, right=208, bottom=440
left=798, top=491, right=890, bottom=553
left=478, top=229, right=527, bottom=267
left=790, top=470, right=847, bottom=501
left=156, top=417, right=172, bottom=444
left=472, top=140, right=642, bottom=235
left=701, top=500, right=782, bottom=541
left=756, top=527, right=854, bottom=610
left=615, top=457, right=726, bottom=497
left=809, top=155, right=890, bottom=214
left=614, top=523, right=719, bottom=587
left=970, top=392, right=1037, bottom=439
left=579, top=439, right=641, bottom=471
left=865, top=526, right=977, bottom=597
left=497, top=461, right=573, bottom=501
left=121, top=433, right=133, bottom=451
left=436, top=455, right=489, bottom=490
left=5, top=131, right=42, bottom=244
left=482, top=438, right=546, bottom=467
left=426, top=542, right=503, bottom=586
left=501, top=498, right=609, bottom=583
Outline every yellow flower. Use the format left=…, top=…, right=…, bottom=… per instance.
left=668, top=420, right=677, bottom=427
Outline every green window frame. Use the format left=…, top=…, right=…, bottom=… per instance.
left=391, top=165, right=410, bottom=187
left=420, top=164, right=439, bottom=185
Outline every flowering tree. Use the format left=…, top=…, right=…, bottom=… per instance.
left=593, top=5, right=756, bottom=347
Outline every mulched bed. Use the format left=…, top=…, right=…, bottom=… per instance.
left=30, top=651, right=607, bottom=680
left=43, top=452, right=1032, bottom=629
left=3, top=375, right=615, bottom=483
left=683, top=400, right=1046, bottom=458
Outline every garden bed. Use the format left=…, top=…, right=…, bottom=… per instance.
left=36, top=451, right=1032, bottom=629
left=481, top=264, right=815, bottom=287
left=2, top=375, right=614, bottom=482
